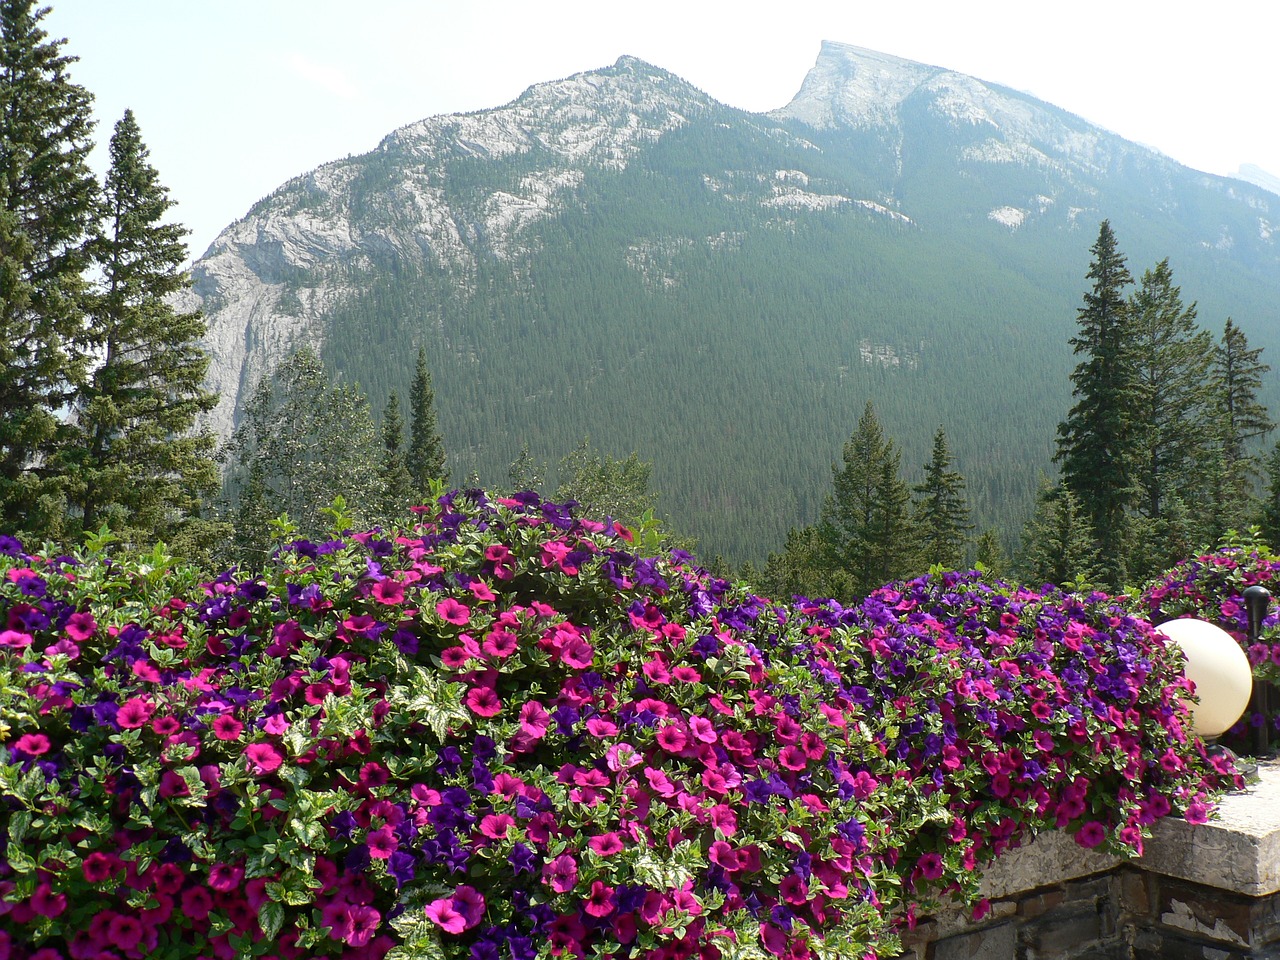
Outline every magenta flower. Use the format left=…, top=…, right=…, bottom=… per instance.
left=64, top=611, right=97, bottom=641
left=13, top=733, right=50, bottom=756
left=436, top=598, right=471, bottom=625
left=559, top=636, right=594, bottom=669
left=425, top=898, right=466, bottom=934
left=465, top=685, right=502, bottom=717
left=371, top=579, right=405, bottom=605
left=346, top=904, right=382, bottom=946
left=115, top=697, right=153, bottom=729
left=0, top=629, right=32, bottom=648
left=211, top=715, right=244, bottom=740
left=482, top=628, right=518, bottom=658
left=588, top=832, right=625, bottom=856
left=208, top=862, right=244, bottom=892
left=1075, top=820, right=1108, bottom=848
left=657, top=724, right=688, bottom=753
left=542, top=853, right=578, bottom=893
left=243, top=742, right=283, bottom=776
left=519, top=701, right=550, bottom=738
left=367, top=825, right=398, bottom=859
left=106, top=913, right=144, bottom=951
left=480, top=813, right=514, bottom=839
left=584, top=880, right=615, bottom=917
left=30, top=883, right=66, bottom=917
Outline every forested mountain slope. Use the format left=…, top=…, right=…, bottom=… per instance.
left=189, top=42, right=1280, bottom=561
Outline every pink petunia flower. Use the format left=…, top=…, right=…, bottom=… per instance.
left=584, top=880, right=615, bottom=917
left=112, top=696, right=152, bottom=729
left=425, top=898, right=467, bottom=934
left=366, top=825, right=398, bottom=859
left=208, top=862, right=244, bottom=892
left=482, top=628, right=518, bottom=659
left=243, top=742, right=283, bottom=776
left=542, top=853, right=578, bottom=893
left=211, top=715, right=244, bottom=740
left=657, top=724, right=688, bottom=753
left=64, top=611, right=97, bottom=641
left=13, top=733, right=50, bottom=756
left=465, top=686, right=502, bottom=717
left=1075, top=820, right=1108, bottom=848
left=436, top=598, right=471, bottom=625
left=588, top=832, right=625, bottom=857
left=480, top=814, right=514, bottom=839
left=371, top=579, right=405, bottom=605
left=518, top=701, right=550, bottom=738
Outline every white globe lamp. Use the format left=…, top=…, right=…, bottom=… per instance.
left=1157, top=618, right=1253, bottom=739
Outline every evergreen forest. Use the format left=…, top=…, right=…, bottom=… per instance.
left=5, top=2, right=1280, bottom=604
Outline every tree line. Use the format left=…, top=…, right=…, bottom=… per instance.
left=6, top=3, right=1276, bottom=590
left=757, top=220, right=1276, bottom=600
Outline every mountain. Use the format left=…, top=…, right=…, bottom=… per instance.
left=189, top=42, right=1280, bottom=562
left=1239, top=164, right=1280, bottom=198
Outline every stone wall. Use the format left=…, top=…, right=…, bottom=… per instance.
left=896, top=762, right=1280, bottom=959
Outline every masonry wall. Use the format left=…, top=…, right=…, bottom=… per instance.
left=895, top=763, right=1280, bottom=959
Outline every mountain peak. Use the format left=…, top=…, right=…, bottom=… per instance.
left=774, top=41, right=941, bottom=129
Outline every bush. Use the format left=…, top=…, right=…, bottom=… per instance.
left=0, top=493, right=1236, bottom=959
left=1139, top=532, right=1280, bottom=750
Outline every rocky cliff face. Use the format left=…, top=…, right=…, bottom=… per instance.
left=192, top=57, right=723, bottom=437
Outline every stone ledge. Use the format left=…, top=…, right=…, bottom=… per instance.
left=1139, top=759, right=1280, bottom=897
left=900, top=761, right=1280, bottom=958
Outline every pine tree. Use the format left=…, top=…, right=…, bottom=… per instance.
left=762, top=524, right=837, bottom=599
left=912, top=426, right=972, bottom=570
left=378, top=390, right=414, bottom=518
left=1054, top=221, right=1137, bottom=588
left=1260, top=441, right=1280, bottom=551
left=408, top=346, right=446, bottom=496
left=222, top=347, right=384, bottom=560
left=63, top=109, right=218, bottom=546
left=973, top=529, right=1007, bottom=577
left=0, top=0, right=99, bottom=538
left=1017, top=481, right=1100, bottom=590
left=820, top=401, right=916, bottom=599
left=1129, top=260, right=1213, bottom=522
left=1212, top=317, right=1273, bottom=512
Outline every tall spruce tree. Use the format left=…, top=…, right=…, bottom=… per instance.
left=1017, top=481, right=1100, bottom=590
left=912, top=426, right=972, bottom=570
left=1199, top=318, right=1273, bottom=542
left=820, top=401, right=916, bottom=599
left=408, top=346, right=446, bottom=497
left=1054, top=221, right=1137, bottom=588
left=0, top=0, right=99, bottom=538
left=65, top=109, right=218, bottom=546
left=378, top=390, right=414, bottom=519
left=1127, top=258, right=1213, bottom=576
left=1260, top=440, right=1280, bottom=551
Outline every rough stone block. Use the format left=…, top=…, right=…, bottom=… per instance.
left=933, top=921, right=1016, bottom=960
left=1140, top=762, right=1280, bottom=897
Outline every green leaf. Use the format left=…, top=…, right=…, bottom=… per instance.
left=258, top=900, right=285, bottom=942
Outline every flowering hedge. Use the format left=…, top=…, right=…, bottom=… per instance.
left=1140, top=534, right=1280, bottom=747
left=0, top=492, right=1236, bottom=960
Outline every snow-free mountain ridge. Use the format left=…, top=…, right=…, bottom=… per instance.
left=190, top=42, right=1280, bottom=560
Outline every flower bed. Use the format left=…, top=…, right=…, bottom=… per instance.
left=0, top=493, right=1235, bottom=960
left=1139, top=535, right=1280, bottom=750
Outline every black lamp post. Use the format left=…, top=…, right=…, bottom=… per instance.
left=1243, top=585, right=1272, bottom=756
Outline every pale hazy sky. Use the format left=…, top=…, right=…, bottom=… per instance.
left=42, top=0, right=1278, bottom=262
